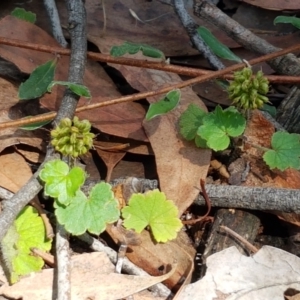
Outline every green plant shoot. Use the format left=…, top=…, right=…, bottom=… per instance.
left=145, top=89, right=181, bottom=120
left=197, top=26, right=242, bottom=62
left=11, top=8, right=36, bottom=23
left=110, top=41, right=165, bottom=60
left=47, top=81, right=91, bottom=99
left=18, top=59, right=57, bottom=100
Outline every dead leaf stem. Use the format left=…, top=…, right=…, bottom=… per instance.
left=219, top=225, right=259, bottom=254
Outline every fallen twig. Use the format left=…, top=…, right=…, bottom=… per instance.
left=173, top=0, right=224, bottom=70
left=219, top=225, right=259, bottom=254
left=1, top=44, right=300, bottom=129
left=43, top=0, right=68, bottom=48
left=77, top=233, right=172, bottom=298
left=193, top=1, right=300, bottom=76
left=1, top=37, right=299, bottom=84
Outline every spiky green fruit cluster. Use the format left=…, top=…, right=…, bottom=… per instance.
left=51, top=116, right=95, bottom=158
left=228, top=67, right=269, bottom=110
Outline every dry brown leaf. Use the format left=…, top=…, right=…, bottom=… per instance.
left=95, top=149, right=126, bottom=182
left=0, top=107, right=45, bottom=154
left=94, top=139, right=153, bottom=155
left=0, top=16, right=147, bottom=141
left=240, top=0, right=299, bottom=10
left=0, top=78, right=19, bottom=110
left=13, top=144, right=45, bottom=164
left=107, top=224, right=195, bottom=291
left=0, top=150, right=33, bottom=193
left=114, top=66, right=211, bottom=215
left=0, top=252, right=175, bottom=300
left=91, top=35, right=211, bottom=215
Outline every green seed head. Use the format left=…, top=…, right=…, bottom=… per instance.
left=50, top=117, right=94, bottom=157
left=228, top=67, right=270, bottom=110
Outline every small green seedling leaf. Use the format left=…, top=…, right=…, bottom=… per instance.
left=110, top=42, right=165, bottom=59
left=145, top=89, right=181, bottom=120
left=0, top=206, right=51, bottom=283
left=55, top=182, right=120, bottom=235
left=20, top=119, right=52, bottom=130
left=263, top=132, right=300, bottom=171
left=47, top=81, right=91, bottom=99
left=39, top=159, right=85, bottom=205
left=274, top=16, right=300, bottom=29
left=197, top=105, right=246, bottom=151
left=11, top=8, right=36, bottom=23
left=260, top=104, right=277, bottom=118
left=122, top=189, right=182, bottom=243
left=19, top=59, right=57, bottom=100
left=179, top=103, right=207, bottom=140
left=197, top=26, right=242, bottom=62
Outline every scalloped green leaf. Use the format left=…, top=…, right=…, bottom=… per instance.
left=197, top=105, right=246, bottom=151
left=47, top=81, right=91, bottom=99
left=263, top=132, right=300, bottom=171
left=274, top=16, right=300, bottom=30
left=39, top=159, right=85, bottom=205
left=54, top=182, right=120, bottom=235
left=110, top=42, right=165, bottom=59
left=145, top=89, right=181, bottom=120
left=179, top=103, right=207, bottom=141
left=122, top=189, right=182, bottom=243
left=0, top=206, right=52, bottom=283
left=197, top=26, right=242, bottom=62
left=11, top=8, right=36, bottom=23
left=19, top=59, right=57, bottom=100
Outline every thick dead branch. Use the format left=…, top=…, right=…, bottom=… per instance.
left=54, top=1, right=87, bottom=299
left=55, top=0, right=87, bottom=122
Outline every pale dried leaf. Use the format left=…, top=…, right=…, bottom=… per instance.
left=0, top=252, right=175, bottom=300
left=178, top=246, right=300, bottom=300
left=107, top=227, right=195, bottom=290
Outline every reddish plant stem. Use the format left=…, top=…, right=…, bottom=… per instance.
left=0, top=37, right=300, bottom=83
left=182, top=179, right=212, bottom=225
left=1, top=42, right=300, bottom=129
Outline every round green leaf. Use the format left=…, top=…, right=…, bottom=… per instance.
left=263, top=132, right=300, bottom=171
left=122, top=189, right=182, bottom=243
